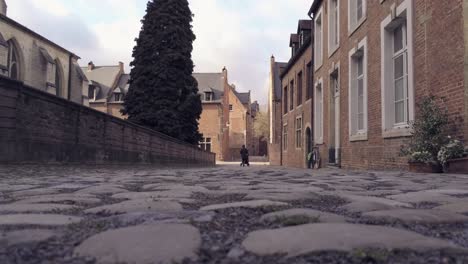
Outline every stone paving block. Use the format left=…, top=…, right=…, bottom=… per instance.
left=74, top=224, right=201, bottom=264
left=340, top=201, right=397, bottom=213
left=386, top=191, right=461, bottom=204
left=260, top=208, right=346, bottom=224
left=200, top=200, right=288, bottom=211
left=0, top=214, right=82, bottom=226
left=0, top=203, right=78, bottom=213
left=85, top=199, right=183, bottom=214
left=363, top=209, right=468, bottom=224
left=434, top=202, right=468, bottom=214
left=1, top=229, right=56, bottom=245
left=15, top=194, right=101, bottom=205
left=0, top=184, right=37, bottom=192
left=112, top=190, right=193, bottom=200
left=75, top=185, right=128, bottom=195
left=11, top=188, right=62, bottom=198
left=242, top=223, right=460, bottom=257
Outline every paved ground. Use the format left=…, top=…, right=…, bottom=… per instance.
left=1, top=165, right=468, bottom=263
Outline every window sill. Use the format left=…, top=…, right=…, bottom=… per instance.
left=328, top=45, right=339, bottom=58
left=348, top=17, right=367, bottom=37
left=382, top=127, right=412, bottom=139
left=350, top=133, right=368, bottom=142
left=314, top=62, right=323, bottom=72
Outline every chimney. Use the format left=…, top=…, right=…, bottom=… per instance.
left=119, top=61, right=124, bottom=72
left=0, top=0, right=7, bottom=16
left=87, top=61, right=95, bottom=71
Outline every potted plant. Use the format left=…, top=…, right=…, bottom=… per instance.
left=440, top=140, right=468, bottom=173
left=400, top=96, right=449, bottom=173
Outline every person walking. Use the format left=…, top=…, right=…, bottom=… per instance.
left=240, top=145, right=250, bottom=167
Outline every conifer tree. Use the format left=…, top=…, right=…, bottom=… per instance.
left=123, top=0, right=202, bottom=145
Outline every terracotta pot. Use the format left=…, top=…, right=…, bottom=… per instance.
left=447, top=157, right=468, bottom=174
left=408, top=162, right=443, bottom=173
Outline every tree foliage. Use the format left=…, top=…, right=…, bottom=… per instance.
left=122, top=0, right=202, bottom=144
left=254, top=111, right=269, bottom=139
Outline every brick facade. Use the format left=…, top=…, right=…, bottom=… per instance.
left=307, top=0, right=468, bottom=170
left=268, top=20, right=313, bottom=168
left=0, top=77, right=215, bottom=166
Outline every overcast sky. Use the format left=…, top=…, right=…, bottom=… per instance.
left=8, top=0, right=311, bottom=105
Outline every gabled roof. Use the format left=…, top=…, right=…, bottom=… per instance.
left=193, top=72, right=225, bottom=102
left=273, top=62, right=288, bottom=100
left=89, top=80, right=112, bottom=102
left=289, top=34, right=299, bottom=47
left=81, top=65, right=121, bottom=88
left=309, top=0, right=323, bottom=16
left=298, top=20, right=313, bottom=32
left=234, top=90, right=250, bottom=105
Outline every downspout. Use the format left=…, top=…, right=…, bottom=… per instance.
left=280, top=100, right=283, bottom=166
left=67, top=54, right=72, bottom=101
left=308, top=11, right=315, bottom=166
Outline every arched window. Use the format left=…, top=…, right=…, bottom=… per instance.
left=7, top=40, right=20, bottom=80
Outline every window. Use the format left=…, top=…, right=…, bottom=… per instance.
left=199, top=137, right=212, bottom=152
left=381, top=0, right=414, bottom=137
left=348, top=0, right=366, bottom=34
left=297, top=72, right=303, bottom=106
left=289, top=80, right=294, bottom=111
left=393, top=24, right=408, bottom=125
left=283, top=86, right=288, bottom=114
left=46, top=62, right=56, bottom=87
left=306, top=63, right=313, bottom=100
left=7, top=41, right=20, bottom=80
left=349, top=37, right=368, bottom=140
left=314, top=80, right=323, bottom=144
left=0, top=34, right=8, bottom=73
left=204, top=92, right=213, bottom=101
left=229, top=104, right=233, bottom=111
left=88, top=85, right=97, bottom=101
left=114, top=93, right=123, bottom=102
left=328, top=0, right=340, bottom=54
left=295, top=116, right=303, bottom=148
left=314, top=8, right=323, bottom=69
left=283, top=124, right=288, bottom=150
left=55, top=61, right=61, bottom=97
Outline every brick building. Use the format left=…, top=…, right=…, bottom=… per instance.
left=268, top=57, right=287, bottom=166
left=307, top=0, right=468, bottom=170
left=280, top=20, right=314, bottom=168
left=194, top=70, right=230, bottom=161
left=0, top=0, right=87, bottom=105
left=82, top=61, right=129, bottom=119
left=268, top=20, right=313, bottom=168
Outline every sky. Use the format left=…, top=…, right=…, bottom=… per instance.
left=8, top=0, right=311, bottom=105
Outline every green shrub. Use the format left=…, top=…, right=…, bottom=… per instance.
left=438, top=138, right=465, bottom=169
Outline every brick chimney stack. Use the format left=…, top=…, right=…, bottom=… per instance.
left=119, top=61, right=124, bottom=72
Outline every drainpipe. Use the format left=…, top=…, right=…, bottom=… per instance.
left=280, top=101, right=283, bottom=166
left=67, top=54, right=72, bottom=101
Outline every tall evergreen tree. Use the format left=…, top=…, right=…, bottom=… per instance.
left=123, top=0, right=202, bottom=145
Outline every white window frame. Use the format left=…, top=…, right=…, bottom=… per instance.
left=348, top=0, right=367, bottom=35
left=314, top=7, right=324, bottom=70
left=381, top=0, right=414, bottom=138
left=295, top=115, right=303, bottom=149
left=283, top=123, right=288, bottom=151
left=199, top=137, right=212, bottom=152
left=348, top=37, right=368, bottom=141
left=328, top=0, right=340, bottom=56
left=314, top=78, right=324, bottom=144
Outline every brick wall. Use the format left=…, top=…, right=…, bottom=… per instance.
left=311, top=0, right=467, bottom=170
left=281, top=44, right=313, bottom=168
left=0, top=77, right=215, bottom=166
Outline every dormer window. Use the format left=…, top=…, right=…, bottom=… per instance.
left=114, top=93, right=123, bottom=102
left=88, top=85, right=98, bottom=101
left=205, top=92, right=213, bottom=101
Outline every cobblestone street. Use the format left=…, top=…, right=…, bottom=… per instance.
left=1, top=165, right=468, bottom=263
